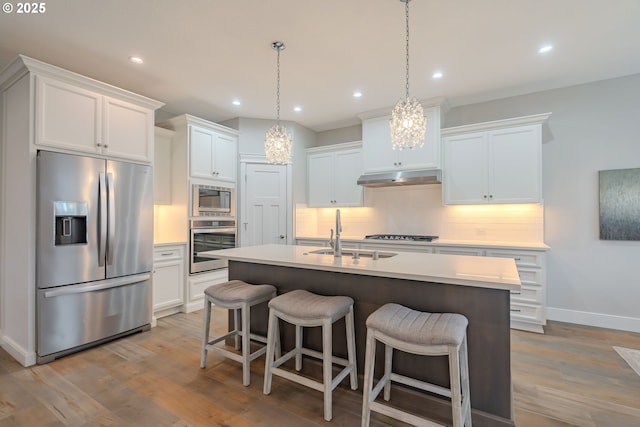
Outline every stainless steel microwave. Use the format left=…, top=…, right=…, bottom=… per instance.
left=192, top=184, right=234, bottom=217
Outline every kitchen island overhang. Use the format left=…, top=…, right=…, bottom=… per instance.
left=206, top=244, right=520, bottom=426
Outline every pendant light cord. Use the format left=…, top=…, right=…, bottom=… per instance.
left=276, top=46, right=281, bottom=125
left=404, top=0, right=410, bottom=101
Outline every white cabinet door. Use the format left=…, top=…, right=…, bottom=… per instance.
left=362, top=107, right=440, bottom=173
left=152, top=245, right=185, bottom=316
left=103, top=97, right=154, bottom=162
left=443, top=123, right=542, bottom=205
left=488, top=125, right=541, bottom=203
left=333, top=149, right=363, bottom=206
left=190, top=126, right=215, bottom=179
left=189, top=126, right=237, bottom=182
left=36, top=75, right=102, bottom=153
left=443, top=132, right=488, bottom=204
left=306, top=145, right=362, bottom=207
left=214, top=133, right=238, bottom=182
left=308, top=152, right=334, bottom=206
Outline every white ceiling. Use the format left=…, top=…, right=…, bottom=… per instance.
left=1, top=0, right=639, bottom=132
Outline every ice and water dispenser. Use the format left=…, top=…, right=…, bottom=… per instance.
left=54, top=201, right=88, bottom=245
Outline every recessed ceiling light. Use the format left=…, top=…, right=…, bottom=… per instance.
left=293, top=106, right=302, bottom=112
left=232, top=99, right=241, bottom=106
left=538, top=45, right=553, bottom=54
left=432, top=71, right=443, bottom=79
left=353, top=91, right=363, bottom=98
left=129, top=56, right=143, bottom=64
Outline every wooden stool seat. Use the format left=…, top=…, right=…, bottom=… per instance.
left=200, top=280, right=277, bottom=386
left=263, top=289, right=358, bottom=421
left=362, top=303, right=472, bottom=427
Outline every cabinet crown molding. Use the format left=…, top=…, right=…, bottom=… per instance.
left=357, top=96, right=448, bottom=121
left=441, top=112, right=552, bottom=136
left=158, top=114, right=240, bottom=136
left=1, top=55, right=164, bottom=110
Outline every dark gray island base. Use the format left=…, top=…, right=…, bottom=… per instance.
left=228, top=260, right=515, bottom=426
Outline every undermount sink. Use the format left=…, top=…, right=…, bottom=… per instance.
left=307, top=248, right=397, bottom=259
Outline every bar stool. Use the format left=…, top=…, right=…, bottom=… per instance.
left=200, top=280, right=277, bottom=386
left=361, top=303, right=472, bottom=427
left=263, top=289, right=358, bottom=421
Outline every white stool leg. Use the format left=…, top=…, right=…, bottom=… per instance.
left=449, top=344, right=463, bottom=427
left=234, top=308, right=241, bottom=350
left=322, top=318, right=333, bottom=422
left=241, top=302, right=251, bottom=386
left=383, top=343, right=393, bottom=401
left=461, top=336, right=472, bottom=426
left=263, top=310, right=278, bottom=395
left=345, top=307, right=358, bottom=390
left=200, top=297, right=212, bottom=368
left=361, top=329, right=376, bottom=427
left=295, top=324, right=303, bottom=371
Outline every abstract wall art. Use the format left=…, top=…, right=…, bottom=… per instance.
left=599, top=168, right=640, bottom=241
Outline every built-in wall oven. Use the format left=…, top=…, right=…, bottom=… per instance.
left=190, top=218, right=237, bottom=274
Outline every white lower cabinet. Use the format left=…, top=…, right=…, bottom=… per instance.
left=433, top=245, right=547, bottom=333
left=152, top=244, right=186, bottom=319
left=186, top=268, right=229, bottom=313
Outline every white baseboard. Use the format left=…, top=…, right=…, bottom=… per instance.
left=547, top=307, right=640, bottom=333
left=1, top=334, right=36, bottom=366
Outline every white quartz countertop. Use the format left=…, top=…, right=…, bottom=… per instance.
left=207, top=244, right=521, bottom=291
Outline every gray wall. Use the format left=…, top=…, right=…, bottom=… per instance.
left=445, top=74, right=640, bottom=331
left=316, top=124, right=362, bottom=146
left=220, top=117, right=316, bottom=205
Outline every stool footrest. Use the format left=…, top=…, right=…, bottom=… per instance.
left=206, top=343, right=268, bottom=364
left=390, top=373, right=452, bottom=398
left=369, top=401, right=444, bottom=427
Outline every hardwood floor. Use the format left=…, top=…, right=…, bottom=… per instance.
left=1, top=309, right=639, bottom=426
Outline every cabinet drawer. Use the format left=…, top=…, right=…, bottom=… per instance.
left=485, top=249, right=543, bottom=268
left=517, top=268, right=544, bottom=286
left=510, top=302, right=543, bottom=323
left=153, top=246, right=184, bottom=262
left=434, top=247, right=484, bottom=256
left=510, top=284, right=543, bottom=304
left=361, top=243, right=433, bottom=254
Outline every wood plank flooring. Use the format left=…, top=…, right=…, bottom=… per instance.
left=1, top=309, right=639, bottom=426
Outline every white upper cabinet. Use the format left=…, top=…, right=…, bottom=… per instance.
left=36, top=76, right=101, bottom=153
left=360, top=105, right=441, bottom=173
left=35, top=72, right=160, bottom=163
left=307, top=142, right=363, bottom=207
left=442, top=113, right=551, bottom=205
left=103, top=96, right=154, bottom=163
left=189, top=125, right=238, bottom=182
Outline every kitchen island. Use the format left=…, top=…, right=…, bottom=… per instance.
left=209, top=244, right=520, bottom=426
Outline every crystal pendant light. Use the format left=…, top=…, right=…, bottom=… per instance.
left=390, top=0, right=426, bottom=150
left=265, top=41, right=292, bottom=164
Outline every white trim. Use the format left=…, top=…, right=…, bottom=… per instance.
left=1, top=335, right=37, bottom=366
left=547, top=307, right=640, bottom=333
left=441, top=112, right=552, bottom=135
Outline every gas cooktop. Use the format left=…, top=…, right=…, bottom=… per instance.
left=364, top=234, right=439, bottom=242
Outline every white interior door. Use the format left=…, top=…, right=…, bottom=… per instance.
left=242, top=163, right=288, bottom=247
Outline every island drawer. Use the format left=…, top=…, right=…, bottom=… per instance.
left=433, top=246, right=484, bottom=256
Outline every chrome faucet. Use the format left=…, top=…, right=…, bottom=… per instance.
left=334, top=209, right=342, bottom=258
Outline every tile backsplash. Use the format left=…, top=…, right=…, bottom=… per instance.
left=296, top=185, right=544, bottom=243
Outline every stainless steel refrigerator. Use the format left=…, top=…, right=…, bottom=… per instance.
left=36, top=150, right=153, bottom=363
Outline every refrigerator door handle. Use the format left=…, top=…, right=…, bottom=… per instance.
left=107, top=172, right=115, bottom=265
left=42, top=273, right=151, bottom=298
left=98, top=172, right=107, bottom=266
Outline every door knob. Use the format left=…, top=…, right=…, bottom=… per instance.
left=279, top=235, right=285, bottom=239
